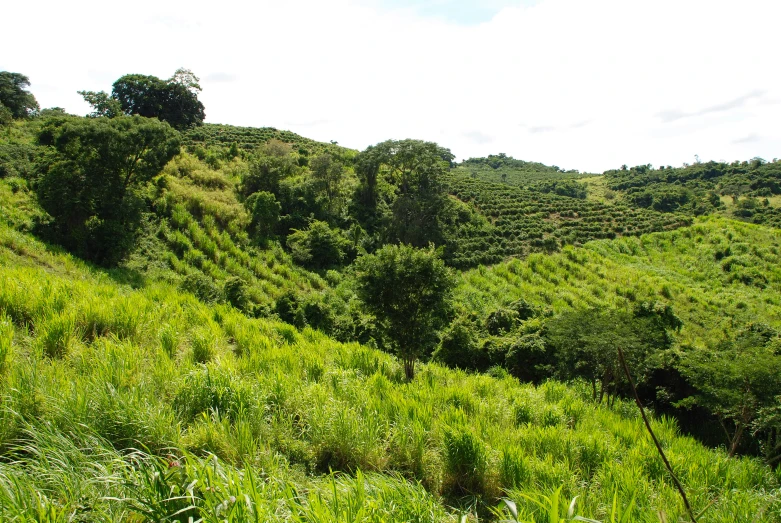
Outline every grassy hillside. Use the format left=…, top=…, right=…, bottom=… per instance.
left=0, top=219, right=779, bottom=521
left=601, top=160, right=781, bottom=228
left=455, top=216, right=781, bottom=346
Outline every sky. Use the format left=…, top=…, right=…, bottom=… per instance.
left=2, top=0, right=780, bottom=172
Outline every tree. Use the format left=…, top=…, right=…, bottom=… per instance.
left=0, top=72, right=39, bottom=119
left=36, top=115, right=180, bottom=264
left=678, top=324, right=781, bottom=457
left=544, top=304, right=680, bottom=404
left=77, top=90, right=122, bottom=118
left=353, top=139, right=454, bottom=246
left=310, top=152, right=345, bottom=218
left=240, top=140, right=297, bottom=197
left=354, top=244, right=454, bottom=380
left=81, top=69, right=205, bottom=129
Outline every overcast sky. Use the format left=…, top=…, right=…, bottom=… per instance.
left=2, top=0, right=779, bottom=172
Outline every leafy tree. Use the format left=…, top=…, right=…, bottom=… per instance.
left=544, top=304, right=680, bottom=404
left=78, top=90, right=122, bottom=118
left=240, top=140, right=297, bottom=197
left=81, top=69, right=205, bottom=129
left=678, top=324, right=781, bottom=457
left=354, top=244, right=454, bottom=380
left=36, top=115, right=180, bottom=264
left=354, top=139, right=454, bottom=246
left=245, top=191, right=281, bottom=240
left=0, top=72, right=39, bottom=119
left=310, top=152, right=345, bottom=218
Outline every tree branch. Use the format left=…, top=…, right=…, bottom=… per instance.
left=618, top=347, right=697, bottom=523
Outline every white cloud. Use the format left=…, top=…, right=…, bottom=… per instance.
left=2, top=0, right=779, bottom=171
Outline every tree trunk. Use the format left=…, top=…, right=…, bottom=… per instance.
left=729, top=423, right=745, bottom=457
left=404, top=358, right=415, bottom=381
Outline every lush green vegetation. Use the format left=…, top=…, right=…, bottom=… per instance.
left=80, top=69, right=206, bottom=129
left=603, top=160, right=781, bottom=227
left=451, top=217, right=781, bottom=456
left=441, top=173, right=691, bottom=267
left=3, top=69, right=781, bottom=522
left=182, top=123, right=354, bottom=162
left=0, top=221, right=779, bottom=521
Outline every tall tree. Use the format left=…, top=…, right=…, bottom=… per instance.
left=354, top=139, right=454, bottom=246
left=36, top=115, right=180, bottom=264
left=310, top=152, right=345, bottom=218
left=80, top=69, right=205, bottom=129
left=0, top=72, right=39, bottom=119
left=354, top=244, right=454, bottom=380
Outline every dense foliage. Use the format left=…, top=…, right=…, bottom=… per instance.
left=3, top=71, right=781, bottom=522
left=35, top=115, right=181, bottom=264
left=0, top=71, right=39, bottom=121
left=603, top=159, right=781, bottom=227
left=80, top=68, right=205, bottom=129
left=354, top=244, right=454, bottom=379
left=451, top=217, right=781, bottom=456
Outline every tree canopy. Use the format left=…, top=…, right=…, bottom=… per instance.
left=80, top=69, right=205, bottom=130
left=36, top=115, right=180, bottom=264
left=354, top=244, right=454, bottom=380
left=0, top=71, right=39, bottom=119
left=354, top=139, right=454, bottom=247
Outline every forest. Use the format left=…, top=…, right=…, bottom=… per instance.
left=1, top=70, right=781, bottom=521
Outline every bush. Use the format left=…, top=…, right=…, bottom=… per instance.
left=287, top=220, right=349, bottom=270
left=180, top=272, right=223, bottom=303
left=223, top=276, right=250, bottom=312
left=432, top=317, right=483, bottom=371
left=485, top=307, right=519, bottom=335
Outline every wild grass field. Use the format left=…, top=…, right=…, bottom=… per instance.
left=0, top=211, right=780, bottom=521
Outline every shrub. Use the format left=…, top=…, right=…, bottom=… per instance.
left=223, top=276, right=250, bottom=312
left=180, top=272, right=223, bottom=303
left=432, top=317, right=483, bottom=371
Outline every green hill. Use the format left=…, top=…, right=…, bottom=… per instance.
left=455, top=216, right=781, bottom=345
left=601, top=160, right=781, bottom=227
left=2, top=100, right=781, bottom=522
left=0, top=218, right=778, bottom=521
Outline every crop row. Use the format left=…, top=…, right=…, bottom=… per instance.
left=443, top=173, right=691, bottom=268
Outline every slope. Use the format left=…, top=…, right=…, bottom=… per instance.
left=0, top=202, right=779, bottom=521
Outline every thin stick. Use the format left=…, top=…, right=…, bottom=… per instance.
left=617, top=347, right=697, bottom=523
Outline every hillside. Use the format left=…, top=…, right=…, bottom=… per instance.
left=0, top=218, right=779, bottom=521
left=3, top=99, right=781, bottom=522
left=601, top=160, right=781, bottom=227
left=455, top=216, right=781, bottom=345
left=442, top=172, right=692, bottom=267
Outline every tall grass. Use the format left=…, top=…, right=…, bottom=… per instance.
left=0, top=216, right=779, bottom=521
